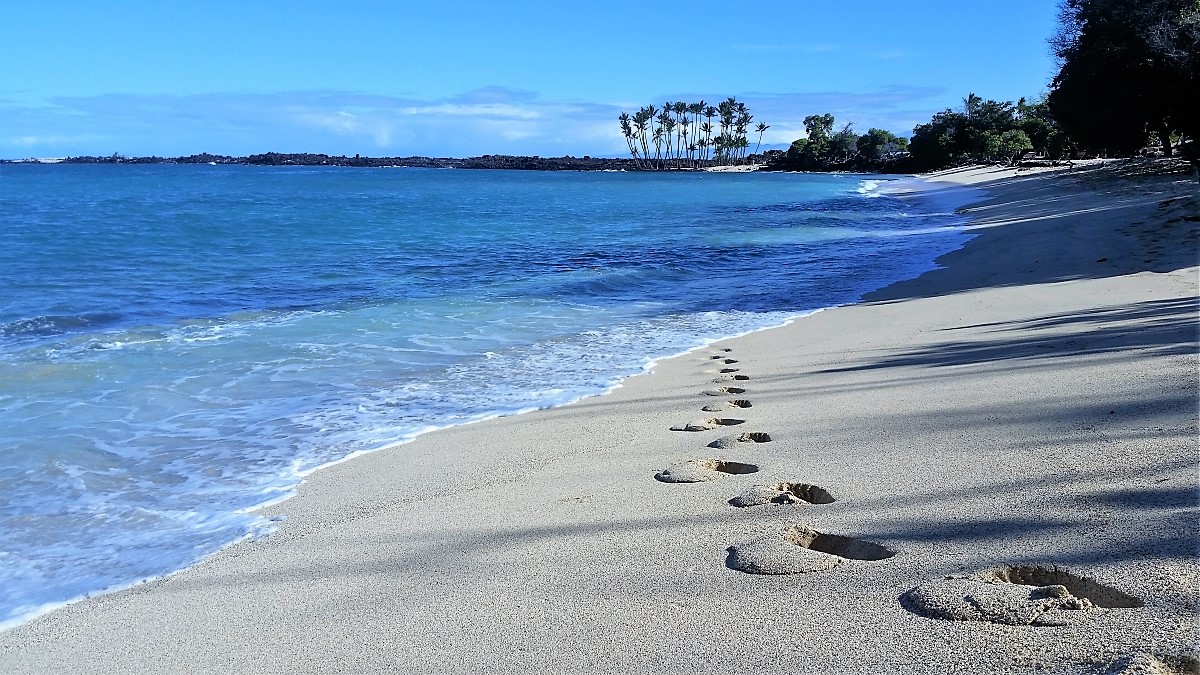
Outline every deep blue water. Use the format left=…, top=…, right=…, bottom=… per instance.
left=0, top=164, right=967, bottom=629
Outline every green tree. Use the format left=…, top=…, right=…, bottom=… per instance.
left=800, top=113, right=836, bottom=167
left=829, top=123, right=858, bottom=163
left=1048, top=0, right=1199, bottom=157
left=856, top=128, right=908, bottom=163
left=618, top=98, right=764, bottom=169
left=909, top=96, right=1021, bottom=169
left=1016, top=96, right=1072, bottom=159
left=753, top=122, right=770, bottom=156
left=998, top=129, right=1035, bottom=164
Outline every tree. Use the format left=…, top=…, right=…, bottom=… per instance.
left=856, top=128, right=908, bottom=163
left=908, top=95, right=1024, bottom=169
left=829, top=123, right=858, bottom=163
left=754, top=122, right=770, bottom=155
left=1016, top=96, right=1072, bottom=159
left=796, top=113, right=836, bottom=167
left=619, top=113, right=642, bottom=167
left=803, top=113, right=835, bottom=143
left=998, top=130, right=1035, bottom=164
left=908, top=109, right=969, bottom=170
left=1048, top=0, right=1199, bottom=157
left=617, top=98, right=765, bottom=169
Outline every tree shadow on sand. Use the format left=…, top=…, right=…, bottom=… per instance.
left=818, top=296, right=1198, bottom=374
left=864, top=164, right=1199, bottom=303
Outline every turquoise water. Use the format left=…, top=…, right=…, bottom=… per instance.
left=0, top=164, right=966, bottom=628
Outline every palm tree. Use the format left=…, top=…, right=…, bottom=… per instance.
left=736, top=136, right=750, bottom=164
left=619, top=98, right=766, bottom=170
left=703, top=107, right=717, bottom=164
left=634, top=107, right=653, bottom=169
left=753, top=122, right=770, bottom=156
left=689, top=101, right=705, bottom=165
left=657, top=108, right=675, bottom=168
left=699, top=121, right=713, bottom=164
left=620, top=112, right=646, bottom=167
left=671, top=102, right=688, bottom=166
left=734, top=103, right=752, bottom=163
left=678, top=123, right=690, bottom=168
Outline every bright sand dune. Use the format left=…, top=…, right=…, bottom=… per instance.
left=1, top=162, right=1196, bottom=674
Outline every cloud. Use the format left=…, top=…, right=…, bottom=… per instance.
left=449, top=86, right=540, bottom=105
left=0, top=85, right=951, bottom=158
left=0, top=90, right=633, bottom=158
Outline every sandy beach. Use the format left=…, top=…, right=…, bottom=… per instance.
left=1, top=161, right=1196, bottom=674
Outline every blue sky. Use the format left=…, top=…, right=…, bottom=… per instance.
left=1, top=1, right=1061, bottom=159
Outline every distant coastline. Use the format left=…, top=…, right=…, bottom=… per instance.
left=1, top=152, right=651, bottom=171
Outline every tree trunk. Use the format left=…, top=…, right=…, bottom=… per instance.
left=1159, top=123, right=1173, bottom=158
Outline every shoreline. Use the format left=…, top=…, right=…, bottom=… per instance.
left=1, top=162, right=1196, bottom=673
left=0, top=170, right=963, bottom=634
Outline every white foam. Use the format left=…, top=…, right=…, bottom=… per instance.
left=856, top=179, right=885, bottom=197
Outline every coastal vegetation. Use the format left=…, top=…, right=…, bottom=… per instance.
left=903, top=95, right=1058, bottom=171
left=769, top=0, right=1197, bottom=174
left=770, top=115, right=910, bottom=172
left=1047, top=0, right=1198, bottom=159
left=618, top=97, right=766, bottom=169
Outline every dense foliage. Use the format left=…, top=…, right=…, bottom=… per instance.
left=904, top=95, right=1070, bottom=171
left=1047, top=0, right=1199, bottom=158
left=770, top=115, right=908, bottom=171
left=618, top=98, right=769, bottom=169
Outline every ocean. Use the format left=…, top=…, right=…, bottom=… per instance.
left=0, top=164, right=968, bottom=629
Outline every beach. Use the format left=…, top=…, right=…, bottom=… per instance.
left=0, top=162, right=1196, bottom=673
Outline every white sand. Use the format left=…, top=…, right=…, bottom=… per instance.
left=1, top=161, right=1196, bottom=674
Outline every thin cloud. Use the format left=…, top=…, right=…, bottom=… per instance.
left=1, top=85, right=952, bottom=158
left=0, top=91, right=631, bottom=157
left=450, top=87, right=541, bottom=105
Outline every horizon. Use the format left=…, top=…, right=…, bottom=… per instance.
left=1, top=1, right=1060, bottom=160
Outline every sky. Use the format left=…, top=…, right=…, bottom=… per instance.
left=0, top=1, right=1062, bottom=159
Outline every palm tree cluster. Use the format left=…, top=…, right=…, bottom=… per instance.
left=619, top=97, right=769, bottom=169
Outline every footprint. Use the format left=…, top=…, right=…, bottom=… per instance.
left=669, top=418, right=745, bottom=432
left=726, top=525, right=895, bottom=574
left=1105, top=653, right=1200, bottom=675
left=708, top=432, right=771, bottom=448
left=729, top=483, right=835, bottom=507
left=719, top=368, right=740, bottom=373
left=654, top=459, right=759, bottom=483
left=723, top=359, right=739, bottom=364
left=713, top=375, right=749, bottom=383
left=702, top=387, right=746, bottom=397
left=901, top=565, right=1143, bottom=626
left=701, top=400, right=752, bottom=412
